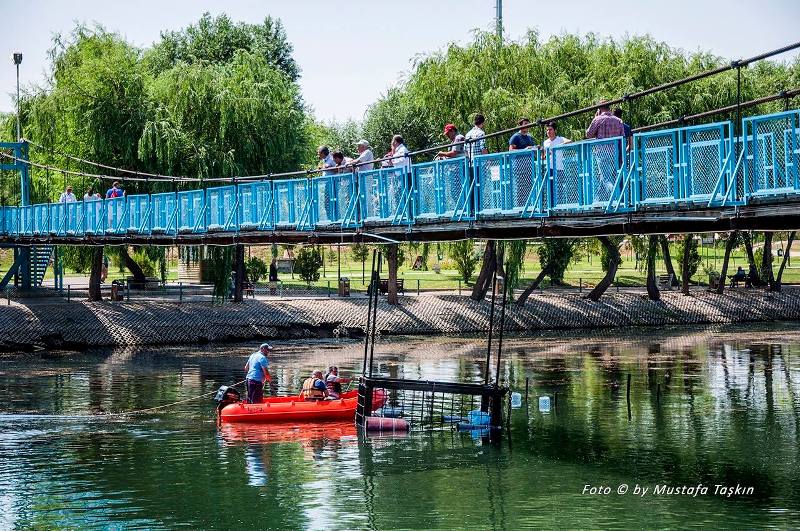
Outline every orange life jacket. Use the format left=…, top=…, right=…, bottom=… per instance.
left=302, top=377, right=326, bottom=399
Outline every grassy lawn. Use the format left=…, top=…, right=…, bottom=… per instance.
left=4, top=241, right=799, bottom=291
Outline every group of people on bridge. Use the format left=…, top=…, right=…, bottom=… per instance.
left=313, top=100, right=632, bottom=175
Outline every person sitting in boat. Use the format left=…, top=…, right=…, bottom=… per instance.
left=324, top=366, right=351, bottom=399
left=301, top=370, right=329, bottom=401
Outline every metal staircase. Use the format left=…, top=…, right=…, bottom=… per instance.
left=29, top=245, right=53, bottom=287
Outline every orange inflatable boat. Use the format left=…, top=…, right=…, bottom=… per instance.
left=217, top=388, right=388, bottom=423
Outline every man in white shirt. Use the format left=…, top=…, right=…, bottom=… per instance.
left=59, top=186, right=77, bottom=203
left=317, top=146, right=337, bottom=176
left=352, top=140, right=374, bottom=172
left=384, top=135, right=410, bottom=173
left=465, top=114, right=489, bottom=160
left=542, top=121, right=572, bottom=174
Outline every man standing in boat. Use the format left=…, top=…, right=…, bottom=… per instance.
left=245, top=343, right=273, bottom=403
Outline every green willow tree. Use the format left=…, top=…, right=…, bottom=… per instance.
left=4, top=15, right=315, bottom=285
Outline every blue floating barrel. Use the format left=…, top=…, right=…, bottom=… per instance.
left=467, top=410, right=490, bottom=426
left=379, top=407, right=404, bottom=418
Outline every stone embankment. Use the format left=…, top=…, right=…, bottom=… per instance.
left=1, top=288, right=799, bottom=351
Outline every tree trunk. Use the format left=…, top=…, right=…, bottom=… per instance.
left=514, top=267, right=550, bottom=307
left=387, top=243, right=399, bottom=305
left=471, top=240, right=497, bottom=301
left=646, top=235, right=660, bottom=301
left=773, top=231, right=796, bottom=292
left=120, top=246, right=146, bottom=282
left=659, top=235, right=680, bottom=286
left=233, top=244, right=245, bottom=303
left=587, top=236, right=620, bottom=301
left=741, top=232, right=764, bottom=287
left=88, top=247, right=103, bottom=301
left=717, top=231, right=739, bottom=294
left=681, top=233, right=693, bottom=295
left=762, top=232, right=775, bottom=290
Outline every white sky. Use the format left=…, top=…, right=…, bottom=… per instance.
left=0, top=0, right=798, bottom=123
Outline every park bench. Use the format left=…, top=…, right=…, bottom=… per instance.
left=657, top=273, right=674, bottom=290
left=728, top=275, right=752, bottom=288
left=378, top=278, right=405, bottom=295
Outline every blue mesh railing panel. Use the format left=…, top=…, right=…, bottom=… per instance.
left=2, top=207, right=19, bottom=235
left=744, top=111, right=800, bottom=197
left=126, top=195, right=149, bottom=233
left=637, top=130, right=680, bottom=204
left=585, top=137, right=624, bottom=208
left=682, top=122, right=730, bottom=201
left=206, top=185, right=237, bottom=230
left=295, top=179, right=313, bottom=230
left=313, top=175, right=337, bottom=225
left=412, top=162, right=438, bottom=218
left=507, top=149, right=537, bottom=214
left=274, top=181, right=294, bottom=226
left=238, top=181, right=274, bottom=230
left=338, top=172, right=359, bottom=227
left=65, top=202, right=82, bottom=235
left=382, top=167, right=408, bottom=222
left=359, top=170, right=382, bottom=222
left=84, top=199, right=104, bottom=234
left=151, top=193, right=177, bottom=233
left=32, top=204, right=49, bottom=234
left=440, top=157, right=468, bottom=218
left=177, top=190, right=205, bottom=232
left=105, top=196, right=126, bottom=234
left=49, top=203, right=65, bottom=235
left=475, top=155, right=503, bottom=214
left=550, top=143, right=584, bottom=210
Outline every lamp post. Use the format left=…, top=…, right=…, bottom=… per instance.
left=12, top=52, right=22, bottom=141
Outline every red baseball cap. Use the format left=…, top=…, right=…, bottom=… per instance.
left=443, top=124, right=457, bottom=134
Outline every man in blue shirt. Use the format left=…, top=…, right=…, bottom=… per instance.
left=106, top=181, right=124, bottom=198
left=508, top=118, right=537, bottom=150
left=244, top=343, right=273, bottom=403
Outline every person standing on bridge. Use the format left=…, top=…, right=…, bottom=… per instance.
left=317, top=146, right=337, bottom=176
left=436, top=124, right=466, bottom=159
left=383, top=135, right=410, bottom=173
left=106, top=181, right=125, bottom=199
left=352, top=140, right=374, bottom=172
left=465, top=114, right=489, bottom=161
left=59, top=186, right=77, bottom=203
left=332, top=151, right=354, bottom=173
left=245, top=343, right=273, bottom=403
left=585, top=101, right=624, bottom=200
left=508, top=118, right=537, bottom=151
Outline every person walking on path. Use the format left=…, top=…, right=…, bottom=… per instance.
left=245, top=343, right=273, bottom=403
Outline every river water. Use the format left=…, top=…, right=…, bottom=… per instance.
left=1, top=324, right=799, bottom=529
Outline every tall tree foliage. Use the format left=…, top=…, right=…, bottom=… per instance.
left=364, top=31, right=798, bottom=156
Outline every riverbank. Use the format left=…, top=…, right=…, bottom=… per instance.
left=2, top=288, right=799, bottom=351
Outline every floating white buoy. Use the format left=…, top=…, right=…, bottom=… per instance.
left=511, top=392, right=522, bottom=409
left=538, top=396, right=551, bottom=413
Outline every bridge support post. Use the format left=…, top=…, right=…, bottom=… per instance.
left=233, top=244, right=245, bottom=303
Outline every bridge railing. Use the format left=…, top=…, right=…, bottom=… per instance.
left=312, top=172, right=359, bottom=227
left=474, top=149, right=547, bottom=217
left=743, top=110, right=800, bottom=200
left=238, top=181, right=274, bottom=231
left=151, top=192, right=177, bottom=234
left=412, top=157, right=471, bottom=221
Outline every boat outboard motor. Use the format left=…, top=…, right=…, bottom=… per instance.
left=214, top=385, right=242, bottom=413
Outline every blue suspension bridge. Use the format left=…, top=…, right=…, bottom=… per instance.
left=0, top=43, right=799, bottom=290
